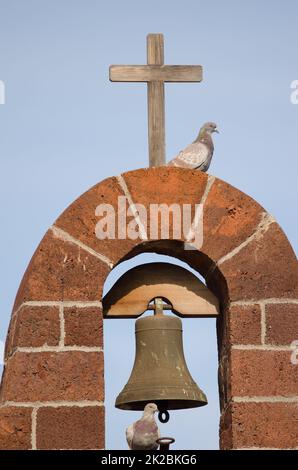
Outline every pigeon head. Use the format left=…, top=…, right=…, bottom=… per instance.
left=201, top=122, right=219, bottom=134
left=143, top=403, right=158, bottom=416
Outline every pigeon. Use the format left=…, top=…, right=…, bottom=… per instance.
left=168, top=122, right=219, bottom=171
left=126, top=403, right=160, bottom=450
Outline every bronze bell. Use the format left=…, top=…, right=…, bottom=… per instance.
left=115, top=299, right=207, bottom=414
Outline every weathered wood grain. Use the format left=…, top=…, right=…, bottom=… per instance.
left=109, top=65, right=203, bottom=82
left=109, top=33, right=203, bottom=167
left=147, top=34, right=165, bottom=167
left=103, top=262, right=220, bottom=318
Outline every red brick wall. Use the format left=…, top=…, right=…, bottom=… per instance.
left=0, top=168, right=297, bottom=449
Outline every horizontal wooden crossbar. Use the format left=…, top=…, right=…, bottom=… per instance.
left=109, top=65, right=203, bottom=82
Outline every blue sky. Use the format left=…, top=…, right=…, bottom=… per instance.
left=0, top=0, right=297, bottom=449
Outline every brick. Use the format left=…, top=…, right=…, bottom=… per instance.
left=230, top=350, right=297, bottom=397
left=55, top=176, right=138, bottom=265
left=0, top=352, right=103, bottom=402
left=10, top=306, right=60, bottom=352
left=36, top=406, right=104, bottom=450
left=0, top=407, right=32, bottom=450
left=124, top=167, right=207, bottom=207
left=221, top=402, right=298, bottom=449
left=218, top=223, right=298, bottom=301
left=64, top=307, right=103, bottom=347
left=123, top=167, right=208, bottom=239
left=229, top=304, right=261, bottom=345
left=266, top=304, right=298, bottom=345
left=202, top=178, right=264, bottom=262
left=13, top=230, right=110, bottom=309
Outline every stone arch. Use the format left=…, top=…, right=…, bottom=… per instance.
left=0, top=167, right=297, bottom=450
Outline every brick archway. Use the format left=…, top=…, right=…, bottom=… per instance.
left=0, top=167, right=297, bottom=450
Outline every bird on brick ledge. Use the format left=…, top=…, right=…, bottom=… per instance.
left=126, top=403, right=160, bottom=450
left=168, top=122, right=219, bottom=171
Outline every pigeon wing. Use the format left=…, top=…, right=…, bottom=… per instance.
left=168, top=142, right=210, bottom=169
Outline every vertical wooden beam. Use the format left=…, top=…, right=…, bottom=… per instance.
left=147, top=34, right=165, bottom=167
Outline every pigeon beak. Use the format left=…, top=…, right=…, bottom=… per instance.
left=214, top=129, right=219, bottom=133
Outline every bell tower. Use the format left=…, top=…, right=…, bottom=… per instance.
left=0, top=33, right=297, bottom=450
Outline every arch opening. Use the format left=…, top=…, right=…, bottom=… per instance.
left=103, top=248, right=221, bottom=450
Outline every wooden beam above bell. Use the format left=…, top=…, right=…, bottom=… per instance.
left=103, top=262, right=219, bottom=318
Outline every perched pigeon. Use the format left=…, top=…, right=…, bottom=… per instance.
left=126, top=403, right=160, bottom=450
left=168, top=122, right=219, bottom=171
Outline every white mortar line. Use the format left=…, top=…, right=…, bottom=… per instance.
left=8, top=305, right=27, bottom=331
left=59, top=304, right=65, bottom=348
left=51, top=225, right=113, bottom=268
left=5, top=301, right=104, bottom=361
left=200, top=174, right=215, bottom=205
left=59, top=301, right=103, bottom=308
left=5, top=302, right=103, bottom=351
left=185, top=205, right=203, bottom=244
left=21, top=301, right=62, bottom=307
left=217, top=212, right=275, bottom=266
left=185, top=174, right=215, bottom=247
left=15, top=300, right=103, bottom=309
left=260, top=303, right=266, bottom=345
left=231, top=299, right=297, bottom=347
left=232, top=345, right=293, bottom=351
left=31, top=408, right=37, bottom=450
left=233, top=396, right=298, bottom=403
left=231, top=299, right=298, bottom=306
left=1, top=400, right=104, bottom=408
left=117, top=174, right=148, bottom=240
left=8, top=346, right=103, bottom=356
left=11, top=302, right=27, bottom=317
left=9, top=301, right=103, bottom=328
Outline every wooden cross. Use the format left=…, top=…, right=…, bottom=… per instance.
left=109, top=33, right=203, bottom=167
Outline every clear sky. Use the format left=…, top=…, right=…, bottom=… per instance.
left=0, top=0, right=297, bottom=450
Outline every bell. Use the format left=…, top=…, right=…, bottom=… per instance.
left=115, top=302, right=207, bottom=413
